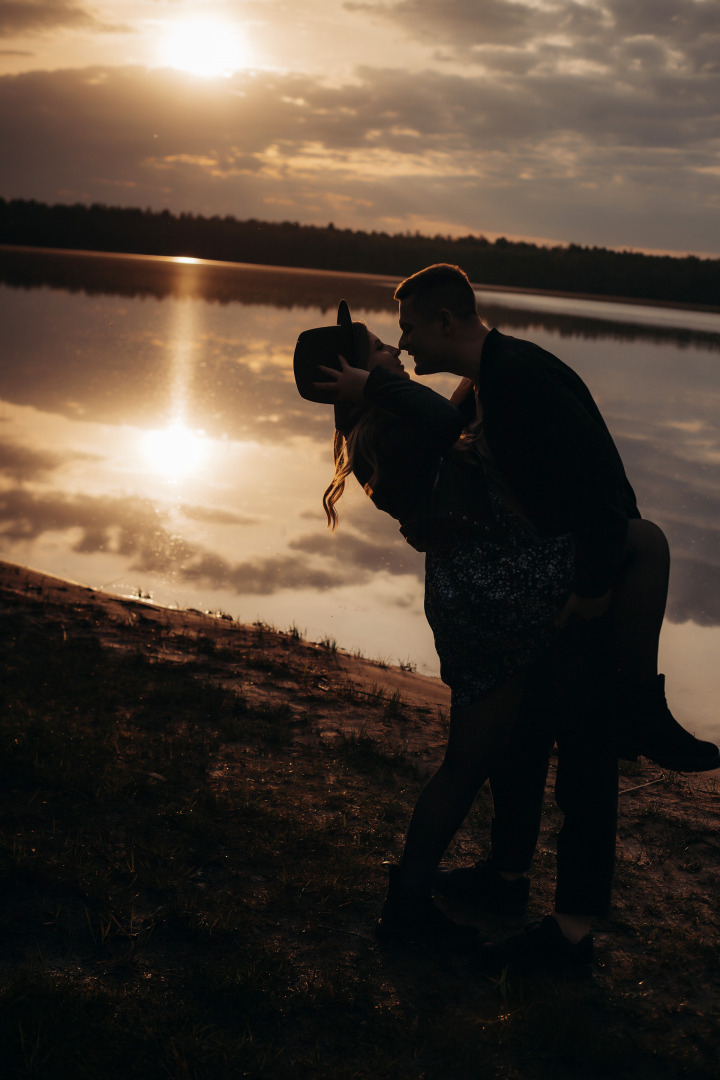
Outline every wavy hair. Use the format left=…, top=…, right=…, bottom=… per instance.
left=322, top=408, right=385, bottom=529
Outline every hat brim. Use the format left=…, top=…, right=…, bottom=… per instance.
left=293, top=300, right=367, bottom=404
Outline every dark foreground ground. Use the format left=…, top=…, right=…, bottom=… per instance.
left=1, top=560, right=719, bottom=1079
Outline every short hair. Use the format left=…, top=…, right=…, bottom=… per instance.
left=394, top=264, right=477, bottom=319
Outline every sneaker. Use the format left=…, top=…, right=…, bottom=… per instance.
left=473, top=915, right=594, bottom=977
left=433, top=860, right=530, bottom=913
left=375, top=865, right=480, bottom=950
left=617, top=675, right=720, bottom=772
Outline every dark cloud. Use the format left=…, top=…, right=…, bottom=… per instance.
left=289, top=525, right=424, bottom=579
left=345, top=0, right=542, bottom=49
left=0, top=487, right=197, bottom=566
left=178, top=550, right=357, bottom=595
left=606, top=0, right=720, bottom=45
left=348, top=0, right=720, bottom=73
left=0, top=1, right=125, bottom=34
left=666, top=558, right=720, bottom=625
left=0, top=439, right=72, bottom=479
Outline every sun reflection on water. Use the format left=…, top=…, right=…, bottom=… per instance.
left=141, top=423, right=209, bottom=480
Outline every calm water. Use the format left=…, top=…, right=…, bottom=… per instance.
left=1, top=246, right=719, bottom=743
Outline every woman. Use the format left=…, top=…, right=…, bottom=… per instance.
left=294, top=301, right=576, bottom=949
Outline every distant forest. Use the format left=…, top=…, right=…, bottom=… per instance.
left=1, top=197, right=718, bottom=307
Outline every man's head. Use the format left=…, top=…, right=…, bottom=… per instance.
left=394, top=264, right=485, bottom=378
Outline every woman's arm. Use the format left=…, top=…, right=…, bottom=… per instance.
left=316, top=357, right=464, bottom=453
left=363, top=367, right=464, bottom=451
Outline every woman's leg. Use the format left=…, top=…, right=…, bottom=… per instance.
left=610, top=519, right=719, bottom=768
left=376, top=675, right=524, bottom=947
left=432, top=662, right=555, bottom=912
left=398, top=675, right=525, bottom=890
left=611, top=518, right=669, bottom=681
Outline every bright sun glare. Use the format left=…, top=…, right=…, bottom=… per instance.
left=159, top=19, right=250, bottom=77
left=142, top=424, right=209, bottom=481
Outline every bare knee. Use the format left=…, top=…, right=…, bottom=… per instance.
left=626, top=518, right=670, bottom=564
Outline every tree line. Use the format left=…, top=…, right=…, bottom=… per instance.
left=1, top=197, right=718, bottom=307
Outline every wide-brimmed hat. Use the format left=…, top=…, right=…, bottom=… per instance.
left=293, top=300, right=369, bottom=404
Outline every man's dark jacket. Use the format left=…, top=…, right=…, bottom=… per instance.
left=354, top=328, right=640, bottom=599
left=473, top=329, right=640, bottom=597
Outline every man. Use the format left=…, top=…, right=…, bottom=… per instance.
left=393, top=263, right=719, bottom=974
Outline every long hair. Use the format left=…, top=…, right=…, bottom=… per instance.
left=322, top=409, right=383, bottom=529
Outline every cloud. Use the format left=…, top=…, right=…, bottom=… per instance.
left=179, top=504, right=258, bottom=527
left=178, top=550, right=356, bottom=595
left=289, top=526, right=424, bottom=579
left=347, top=0, right=720, bottom=76
left=0, top=439, right=70, bottom=479
left=0, top=487, right=197, bottom=565
left=0, top=58, right=718, bottom=252
left=666, top=558, right=720, bottom=625
left=345, top=0, right=549, bottom=51
left=0, top=1, right=125, bottom=35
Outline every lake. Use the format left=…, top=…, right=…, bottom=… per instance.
left=1, top=245, right=719, bottom=744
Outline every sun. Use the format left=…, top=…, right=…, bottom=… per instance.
left=159, top=19, right=251, bottom=77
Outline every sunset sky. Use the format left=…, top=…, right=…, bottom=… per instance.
left=1, top=0, right=719, bottom=256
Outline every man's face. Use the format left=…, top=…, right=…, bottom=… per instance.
left=397, top=297, right=448, bottom=377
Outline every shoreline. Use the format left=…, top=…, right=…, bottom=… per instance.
left=2, top=555, right=717, bottom=777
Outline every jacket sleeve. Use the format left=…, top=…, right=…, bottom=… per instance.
left=363, top=366, right=464, bottom=452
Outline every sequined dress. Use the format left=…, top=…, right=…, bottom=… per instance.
left=423, top=420, right=575, bottom=707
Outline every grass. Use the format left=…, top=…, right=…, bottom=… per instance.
left=1, top=586, right=720, bottom=1080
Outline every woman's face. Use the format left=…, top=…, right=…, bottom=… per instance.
left=365, top=331, right=409, bottom=378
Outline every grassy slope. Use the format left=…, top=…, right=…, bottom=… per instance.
left=1, top=563, right=719, bottom=1079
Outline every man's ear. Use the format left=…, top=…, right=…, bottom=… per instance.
left=438, top=307, right=454, bottom=335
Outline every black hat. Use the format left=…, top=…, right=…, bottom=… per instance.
left=293, top=300, right=369, bottom=404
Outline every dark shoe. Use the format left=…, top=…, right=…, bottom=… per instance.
left=617, top=675, right=720, bottom=772
left=433, top=859, right=530, bottom=914
left=473, top=915, right=593, bottom=977
left=375, top=865, right=480, bottom=950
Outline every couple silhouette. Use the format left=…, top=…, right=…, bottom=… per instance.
left=293, top=263, right=719, bottom=975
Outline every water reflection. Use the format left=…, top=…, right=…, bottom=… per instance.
left=141, top=424, right=210, bottom=480
left=0, top=246, right=718, bottom=741
left=2, top=244, right=719, bottom=348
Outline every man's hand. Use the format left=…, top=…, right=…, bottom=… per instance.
left=314, top=354, right=369, bottom=403
left=554, top=591, right=612, bottom=629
